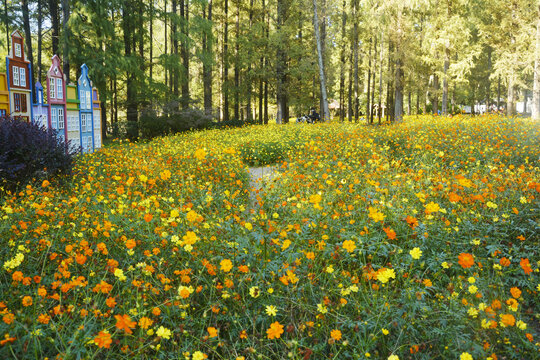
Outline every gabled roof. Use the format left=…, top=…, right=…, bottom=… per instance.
left=10, top=30, right=23, bottom=39
left=47, top=55, right=64, bottom=77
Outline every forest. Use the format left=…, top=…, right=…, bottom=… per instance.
left=1, top=0, right=539, bottom=139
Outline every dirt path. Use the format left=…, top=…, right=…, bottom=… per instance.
left=247, top=166, right=279, bottom=208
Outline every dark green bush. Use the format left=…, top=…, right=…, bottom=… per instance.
left=0, top=116, right=76, bottom=193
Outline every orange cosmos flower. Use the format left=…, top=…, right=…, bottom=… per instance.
left=138, top=316, right=153, bottom=329
left=106, top=297, right=117, bottom=308
left=22, top=296, right=33, bottom=307
left=330, top=329, right=342, bottom=341
left=37, top=313, right=50, bottom=324
left=520, top=258, right=532, bottom=275
left=12, top=271, right=23, bottom=282
left=115, top=314, right=137, bottom=334
left=266, top=321, right=284, bottom=339
left=510, top=287, right=521, bottom=299
left=2, top=313, right=15, bottom=325
left=500, top=314, right=515, bottom=327
left=405, top=215, right=418, bottom=228
left=0, top=334, right=16, bottom=346
left=144, top=213, right=153, bottom=222
left=207, top=327, right=218, bottom=338
left=383, top=227, right=397, bottom=240
left=499, top=257, right=511, bottom=267
left=458, top=253, right=475, bottom=268
left=125, top=239, right=136, bottom=249
left=94, top=331, right=113, bottom=349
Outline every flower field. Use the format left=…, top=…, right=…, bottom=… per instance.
left=1, top=115, right=539, bottom=359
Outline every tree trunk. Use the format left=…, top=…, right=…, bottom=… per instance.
left=22, top=0, right=36, bottom=103
left=234, top=0, right=240, bottom=120
left=180, top=0, right=189, bottom=109
left=432, top=74, right=439, bottom=114
left=442, top=47, right=449, bottom=114
left=3, top=0, right=8, bottom=53
left=263, top=0, right=269, bottom=124
left=338, top=0, right=346, bottom=122
left=113, top=74, right=118, bottom=137
left=203, top=0, right=213, bottom=116
left=533, top=7, right=540, bottom=120
left=366, top=38, right=372, bottom=123
left=49, top=0, right=60, bottom=55
left=150, top=0, right=153, bottom=81
left=522, top=89, right=528, bottom=114
left=378, top=33, right=383, bottom=123
left=61, top=0, right=70, bottom=82
left=471, top=82, right=476, bottom=115
left=123, top=2, right=138, bottom=140
left=507, top=76, right=515, bottom=116
left=276, top=0, right=289, bottom=124
left=353, top=0, right=359, bottom=121
left=319, top=0, right=326, bottom=116
left=246, top=0, right=254, bottom=121
left=407, top=90, right=411, bottom=116
left=313, top=0, right=329, bottom=121
left=370, top=40, right=376, bottom=124
left=37, top=0, right=43, bottom=83
left=497, top=75, right=501, bottom=112
left=164, top=0, right=168, bottom=95
left=172, top=0, right=179, bottom=101
left=223, top=0, right=230, bottom=121
left=348, top=48, right=353, bottom=122
left=486, top=46, right=492, bottom=111
left=416, top=88, right=420, bottom=115
left=394, top=57, right=403, bottom=121
left=387, top=41, right=394, bottom=122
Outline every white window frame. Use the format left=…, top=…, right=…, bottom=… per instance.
left=87, top=136, right=92, bottom=151
left=56, top=78, right=63, bottom=99
left=15, top=43, right=21, bottom=57
left=81, top=113, right=86, bottom=132
left=13, top=67, right=19, bottom=86
left=51, top=108, right=57, bottom=129
left=20, top=68, right=26, bottom=87
left=80, top=90, right=85, bottom=109
left=86, top=91, right=91, bottom=110
left=58, top=108, right=64, bottom=129
left=50, top=79, right=56, bottom=99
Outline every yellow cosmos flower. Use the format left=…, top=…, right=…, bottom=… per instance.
left=342, top=240, right=356, bottom=253
left=409, top=247, right=422, bottom=260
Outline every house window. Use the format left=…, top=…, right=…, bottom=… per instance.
left=80, top=90, right=85, bottom=109
left=86, top=91, right=91, bottom=110
left=56, top=78, right=63, bottom=99
left=20, top=68, right=26, bottom=87
left=12, top=67, right=19, bottom=86
left=14, top=93, right=20, bottom=112
left=20, top=94, right=27, bottom=113
left=38, top=89, right=42, bottom=103
left=51, top=108, right=57, bottom=129
left=81, top=113, right=86, bottom=132
left=50, top=79, right=56, bottom=99
left=15, top=43, right=21, bottom=57
left=58, top=108, right=64, bottom=129
left=87, top=136, right=92, bottom=151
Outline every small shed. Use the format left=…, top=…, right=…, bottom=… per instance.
left=32, top=81, right=49, bottom=128
left=0, top=72, right=9, bottom=116
left=66, top=83, right=81, bottom=152
left=78, top=64, right=94, bottom=153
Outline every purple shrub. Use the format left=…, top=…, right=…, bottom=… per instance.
left=0, top=116, right=76, bottom=192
